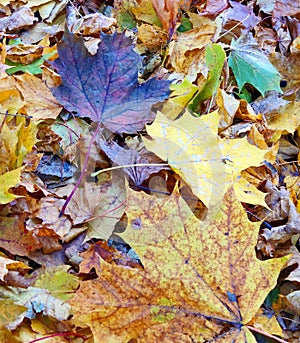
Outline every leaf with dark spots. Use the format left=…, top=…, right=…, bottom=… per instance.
left=51, top=29, right=171, bottom=133
left=69, top=186, right=287, bottom=341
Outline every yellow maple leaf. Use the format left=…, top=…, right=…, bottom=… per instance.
left=143, top=110, right=267, bottom=208
left=69, top=186, right=287, bottom=342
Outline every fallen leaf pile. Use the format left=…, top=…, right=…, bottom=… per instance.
left=0, top=1, right=300, bottom=342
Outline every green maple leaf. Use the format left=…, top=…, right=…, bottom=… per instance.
left=228, top=33, right=282, bottom=96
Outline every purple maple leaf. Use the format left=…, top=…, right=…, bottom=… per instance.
left=51, top=30, right=170, bottom=133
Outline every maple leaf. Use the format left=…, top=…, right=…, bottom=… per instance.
left=0, top=215, right=41, bottom=257
left=51, top=29, right=170, bottom=133
left=34, top=265, right=79, bottom=301
left=143, top=110, right=267, bottom=208
left=58, top=179, right=126, bottom=240
left=160, top=78, right=198, bottom=120
left=130, top=0, right=162, bottom=27
left=0, top=117, right=37, bottom=175
left=228, top=33, right=282, bottom=95
left=69, top=186, right=287, bottom=342
left=0, top=76, right=24, bottom=114
left=257, top=0, right=300, bottom=17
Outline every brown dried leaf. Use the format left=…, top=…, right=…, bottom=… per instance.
left=14, top=73, right=62, bottom=120
left=0, top=215, right=41, bottom=256
left=62, top=179, right=126, bottom=229
left=72, top=13, right=116, bottom=36
left=137, top=23, right=168, bottom=52
left=0, top=6, right=37, bottom=32
left=27, top=196, right=72, bottom=238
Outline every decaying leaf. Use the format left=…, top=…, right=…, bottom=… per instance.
left=34, top=265, right=79, bottom=301
left=14, top=73, right=62, bottom=120
left=260, top=181, right=300, bottom=244
left=0, top=7, right=37, bottom=33
left=167, top=17, right=216, bottom=79
left=0, top=1, right=299, bottom=341
left=0, top=285, right=71, bottom=330
left=69, top=186, right=287, bottom=342
left=257, top=0, right=300, bottom=17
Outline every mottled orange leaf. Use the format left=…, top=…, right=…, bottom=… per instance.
left=0, top=215, right=41, bottom=256
left=69, top=186, right=287, bottom=342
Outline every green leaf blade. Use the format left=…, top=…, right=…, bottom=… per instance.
left=189, top=43, right=226, bottom=112
left=228, top=34, right=282, bottom=96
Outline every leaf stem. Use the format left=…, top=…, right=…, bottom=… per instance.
left=28, top=331, right=87, bottom=343
left=246, top=325, right=290, bottom=343
left=91, top=163, right=169, bottom=177
left=60, top=122, right=102, bottom=216
left=217, top=14, right=250, bottom=42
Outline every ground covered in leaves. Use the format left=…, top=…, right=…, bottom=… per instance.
left=0, top=0, right=300, bottom=342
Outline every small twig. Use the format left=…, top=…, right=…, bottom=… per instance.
left=217, top=14, right=251, bottom=42
left=0, top=111, right=8, bottom=134
left=60, top=122, right=102, bottom=216
left=246, top=325, right=290, bottom=343
left=91, top=163, right=169, bottom=177
left=245, top=210, right=273, bottom=230
left=28, top=331, right=87, bottom=343
left=0, top=112, right=32, bottom=119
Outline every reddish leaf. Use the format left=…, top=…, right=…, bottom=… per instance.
left=52, top=30, right=170, bottom=133
left=151, top=0, right=179, bottom=37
